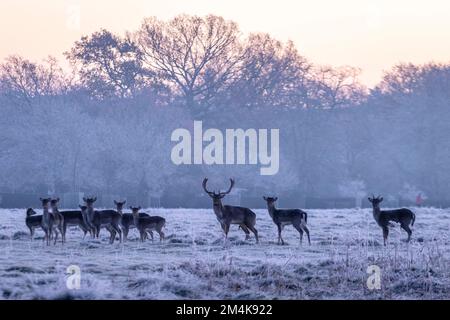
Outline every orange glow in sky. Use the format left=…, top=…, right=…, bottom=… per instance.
left=0, top=0, right=449, bottom=87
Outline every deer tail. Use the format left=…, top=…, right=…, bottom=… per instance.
left=303, top=211, right=308, bottom=224
left=411, top=212, right=415, bottom=226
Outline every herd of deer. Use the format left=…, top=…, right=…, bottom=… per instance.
left=24, top=178, right=416, bottom=247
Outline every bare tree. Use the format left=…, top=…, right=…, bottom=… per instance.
left=0, top=55, right=69, bottom=106
left=66, top=29, right=147, bottom=98
left=135, top=14, right=246, bottom=113
left=226, top=33, right=311, bottom=109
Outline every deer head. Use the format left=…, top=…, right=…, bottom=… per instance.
left=83, top=197, right=97, bottom=208
left=50, top=198, right=60, bottom=207
left=114, top=200, right=126, bottom=212
left=26, top=208, right=37, bottom=217
left=263, top=196, right=278, bottom=204
left=129, top=206, right=142, bottom=216
left=202, top=178, right=235, bottom=203
left=39, top=197, right=51, bottom=208
left=368, top=195, right=384, bottom=207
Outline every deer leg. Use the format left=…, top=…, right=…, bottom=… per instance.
left=158, top=229, right=165, bottom=242
left=63, top=223, right=68, bottom=243
left=148, top=231, right=154, bottom=242
left=221, top=223, right=230, bottom=244
left=301, top=224, right=311, bottom=245
left=240, top=224, right=251, bottom=240
left=29, top=226, right=34, bottom=241
left=53, top=228, right=59, bottom=245
left=122, top=227, right=128, bottom=242
left=276, top=224, right=283, bottom=245
left=294, top=224, right=304, bottom=245
left=248, top=225, right=259, bottom=244
left=382, top=227, right=389, bottom=246
left=113, top=224, right=122, bottom=243
left=401, top=224, right=412, bottom=242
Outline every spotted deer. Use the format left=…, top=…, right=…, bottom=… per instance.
left=202, top=178, right=259, bottom=243
left=263, top=196, right=311, bottom=245
left=130, top=206, right=165, bottom=242
left=368, top=195, right=416, bottom=245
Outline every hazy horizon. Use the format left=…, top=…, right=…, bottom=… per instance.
left=1, top=0, right=450, bottom=87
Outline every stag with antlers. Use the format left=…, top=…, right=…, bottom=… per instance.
left=202, top=178, right=259, bottom=243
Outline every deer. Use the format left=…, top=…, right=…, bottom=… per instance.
left=129, top=206, right=165, bottom=242
left=263, top=196, right=311, bottom=245
left=49, top=198, right=65, bottom=243
left=202, top=178, right=259, bottom=243
left=50, top=198, right=89, bottom=240
left=114, top=200, right=153, bottom=241
left=82, top=197, right=122, bottom=244
left=40, top=197, right=60, bottom=245
left=25, top=208, right=45, bottom=241
left=368, top=195, right=416, bottom=246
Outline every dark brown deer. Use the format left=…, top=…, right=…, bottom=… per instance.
left=202, top=178, right=259, bottom=243
left=82, top=197, right=122, bottom=244
left=49, top=198, right=65, bottom=243
left=40, top=197, right=59, bottom=245
left=130, top=206, right=165, bottom=242
left=263, top=196, right=311, bottom=245
left=368, top=195, right=416, bottom=245
left=114, top=200, right=152, bottom=241
left=50, top=198, right=89, bottom=240
left=25, top=208, right=44, bottom=241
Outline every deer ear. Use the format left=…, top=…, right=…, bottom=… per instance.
left=263, top=196, right=267, bottom=200
left=83, top=197, right=87, bottom=202
left=129, top=206, right=133, bottom=210
left=274, top=197, right=278, bottom=201
left=368, top=197, right=372, bottom=202
left=123, top=200, right=126, bottom=205
left=138, top=206, right=141, bottom=210
left=114, top=200, right=118, bottom=205
left=380, top=197, right=384, bottom=202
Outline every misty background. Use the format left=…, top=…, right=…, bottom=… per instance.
left=0, top=15, right=449, bottom=208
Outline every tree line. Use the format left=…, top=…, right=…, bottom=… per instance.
left=1, top=14, right=449, bottom=207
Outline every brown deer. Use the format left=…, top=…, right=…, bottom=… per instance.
left=51, top=198, right=89, bottom=240
left=82, top=197, right=122, bottom=244
left=202, top=178, right=259, bottom=243
left=130, top=206, right=165, bottom=242
left=114, top=200, right=152, bottom=241
left=368, top=195, right=416, bottom=245
left=25, top=208, right=44, bottom=241
left=263, top=196, right=311, bottom=245
left=49, top=198, right=65, bottom=243
left=40, top=197, right=60, bottom=245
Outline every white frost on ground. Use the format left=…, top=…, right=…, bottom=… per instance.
left=0, top=207, right=449, bottom=299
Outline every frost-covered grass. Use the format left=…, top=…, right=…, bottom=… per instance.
left=0, top=207, right=449, bottom=299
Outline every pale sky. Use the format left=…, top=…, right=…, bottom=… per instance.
left=0, top=0, right=449, bottom=87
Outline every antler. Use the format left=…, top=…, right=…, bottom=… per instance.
left=220, top=178, right=235, bottom=196
left=202, top=178, right=214, bottom=195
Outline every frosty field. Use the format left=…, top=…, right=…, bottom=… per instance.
left=0, top=207, right=449, bottom=300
